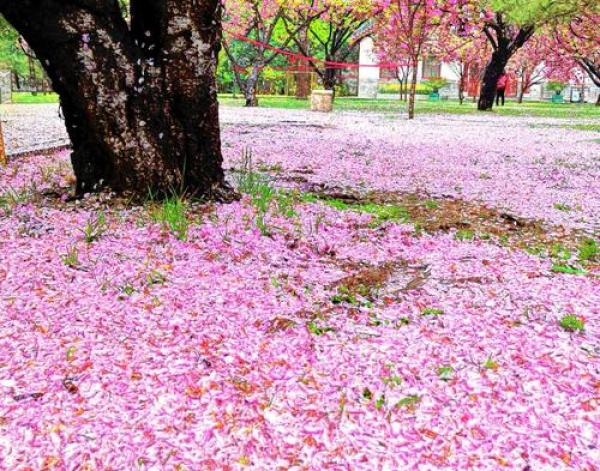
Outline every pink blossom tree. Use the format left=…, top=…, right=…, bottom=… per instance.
left=223, top=0, right=319, bottom=107
left=508, top=35, right=548, bottom=103
left=432, top=19, right=490, bottom=104
left=284, top=0, right=376, bottom=94
left=549, top=10, right=600, bottom=105
left=373, top=0, right=448, bottom=119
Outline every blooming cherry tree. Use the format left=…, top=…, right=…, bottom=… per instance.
left=374, top=0, right=449, bottom=119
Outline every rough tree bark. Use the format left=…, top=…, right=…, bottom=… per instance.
left=0, top=0, right=232, bottom=199
left=478, top=15, right=534, bottom=111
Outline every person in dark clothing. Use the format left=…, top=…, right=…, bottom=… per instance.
left=496, top=72, right=508, bottom=106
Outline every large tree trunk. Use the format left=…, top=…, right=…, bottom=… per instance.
left=0, top=0, right=232, bottom=200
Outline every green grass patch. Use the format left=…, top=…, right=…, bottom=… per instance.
left=559, top=314, right=585, bottom=332
left=306, top=321, right=334, bottom=336
left=422, top=307, right=444, bottom=316
left=553, top=203, right=572, bottom=212
left=437, top=366, right=454, bottom=381
left=218, top=94, right=599, bottom=119
left=302, top=194, right=409, bottom=226
left=11, top=92, right=59, bottom=104
left=149, top=195, right=189, bottom=241
left=578, top=239, right=599, bottom=262
left=396, top=394, right=421, bottom=409
left=551, top=264, right=587, bottom=275
left=454, top=229, right=475, bottom=241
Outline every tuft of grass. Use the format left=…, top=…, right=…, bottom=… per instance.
left=455, top=229, right=475, bottom=241
left=119, top=282, right=136, bottom=297
left=0, top=187, right=30, bottom=214
left=422, top=307, right=444, bottom=316
left=330, top=284, right=371, bottom=306
left=550, top=243, right=571, bottom=261
left=559, top=314, right=584, bottom=333
left=81, top=212, right=107, bottom=244
left=146, top=269, right=167, bottom=286
left=396, top=394, right=421, bottom=409
left=553, top=203, right=572, bottom=212
left=235, top=149, right=298, bottom=235
left=306, top=321, right=334, bottom=336
left=483, top=356, right=499, bottom=371
left=578, top=239, right=598, bottom=262
left=437, top=366, right=454, bottom=381
left=150, top=196, right=189, bottom=240
left=424, top=199, right=439, bottom=210
left=61, top=245, right=80, bottom=268
left=11, top=92, right=59, bottom=104
left=551, top=264, right=587, bottom=275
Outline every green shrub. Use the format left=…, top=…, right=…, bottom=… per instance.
left=546, top=81, right=566, bottom=94
left=421, top=78, right=449, bottom=93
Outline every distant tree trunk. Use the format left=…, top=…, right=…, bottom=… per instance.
left=245, top=66, right=260, bottom=107
left=0, top=0, right=232, bottom=200
left=458, top=67, right=465, bottom=105
left=577, top=58, right=599, bottom=105
left=517, top=81, right=526, bottom=103
left=28, top=56, right=37, bottom=95
left=478, top=50, right=509, bottom=111
left=407, top=61, right=418, bottom=120
left=323, top=67, right=337, bottom=93
left=295, top=27, right=311, bottom=99
left=12, top=71, right=20, bottom=90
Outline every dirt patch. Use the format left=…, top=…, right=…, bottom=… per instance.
left=305, top=185, right=596, bottom=258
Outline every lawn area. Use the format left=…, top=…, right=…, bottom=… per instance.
left=219, top=94, right=600, bottom=119
left=1, top=108, right=599, bottom=468
left=11, top=92, right=60, bottom=104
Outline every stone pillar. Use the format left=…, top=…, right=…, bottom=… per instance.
left=358, top=37, right=379, bottom=99
left=311, top=90, right=334, bottom=112
left=0, top=71, right=11, bottom=104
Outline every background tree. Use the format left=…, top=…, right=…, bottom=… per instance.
left=0, top=17, right=45, bottom=90
left=374, top=0, right=447, bottom=119
left=285, top=0, right=375, bottom=94
left=0, top=0, right=231, bottom=199
left=508, top=34, right=547, bottom=103
left=549, top=8, right=599, bottom=105
left=433, top=20, right=489, bottom=105
left=465, top=0, right=597, bottom=110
